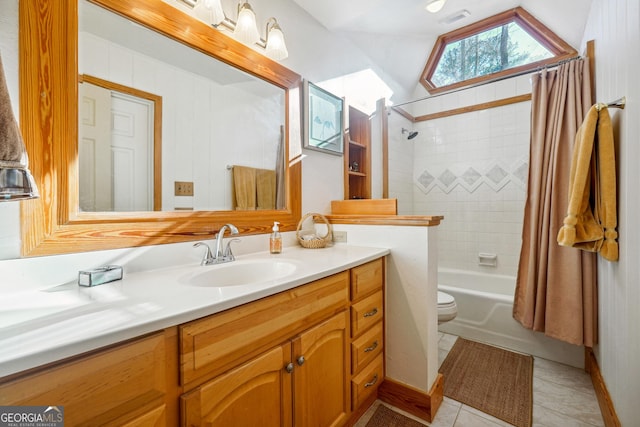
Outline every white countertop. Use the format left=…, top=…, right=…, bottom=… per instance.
left=0, top=245, right=388, bottom=378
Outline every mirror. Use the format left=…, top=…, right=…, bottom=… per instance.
left=78, top=0, right=286, bottom=212
left=19, top=0, right=302, bottom=256
left=302, top=80, right=344, bottom=155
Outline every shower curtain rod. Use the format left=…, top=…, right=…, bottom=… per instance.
left=394, top=55, right=583, bottom=108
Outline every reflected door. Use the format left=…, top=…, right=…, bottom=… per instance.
left=79, top=82, right=154, bottom=211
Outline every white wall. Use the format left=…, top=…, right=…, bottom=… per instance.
left=581, top=0, right=640, bottom=425
left=389, top=76, right=532, bottom=276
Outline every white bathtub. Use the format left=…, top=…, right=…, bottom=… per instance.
left=437, top=268, right=584, bottom=368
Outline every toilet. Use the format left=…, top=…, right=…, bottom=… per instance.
left=437, top=291, right=457, bottom=324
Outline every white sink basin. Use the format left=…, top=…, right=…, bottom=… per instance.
left=183, top=259, right=298, bottom=287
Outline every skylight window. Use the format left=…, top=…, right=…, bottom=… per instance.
left=421, top=7, right=576, bottom=94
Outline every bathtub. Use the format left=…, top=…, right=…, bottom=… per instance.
left=437, top=268, right=584, bottom=368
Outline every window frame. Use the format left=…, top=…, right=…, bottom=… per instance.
left=420, top=7, right=577, bottom=94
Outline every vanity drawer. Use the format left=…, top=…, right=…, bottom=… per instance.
left=351, top=321, right=383, bottom=375
left=351, top=354, right=383, bottom=410
left=350, top=258, right=383, bottom=301
left=180, top=271, right=349, bottom=388
left=0, top=332, right=168, bottom=426
left=351, top=291, right=383, bottom=338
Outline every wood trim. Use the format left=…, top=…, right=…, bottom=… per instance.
left=378, top=375, right=444, bottom=423
left=378, top=99, right=389, bottom=199
left=391, top=106, right=415, bottom=123
left=420, top=7, right=577, bottom=94
left=585, top=348, right=621, bottom=427
left=331, top=199, right=397, bottom=216
left=19, top=0, right=302, bottom=256
left=80, top=74, right=163, bottom=211
left=325, top=214, right=443, bottom=227
left=392, top=94, right=532, bottom=123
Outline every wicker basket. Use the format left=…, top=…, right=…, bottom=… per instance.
left=296, top=213, right=333, bottom=249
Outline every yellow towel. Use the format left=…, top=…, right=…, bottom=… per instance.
left=232, top=166, right=256, bottom=210
left=557, top=104, right=618, bottom=261
left=256, top=169, right=276, bottom=210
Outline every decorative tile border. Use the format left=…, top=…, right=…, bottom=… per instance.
left=415, top=158, right=529, bottom=194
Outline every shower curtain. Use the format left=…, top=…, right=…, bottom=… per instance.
left=513, top=58, right=598, bottom=347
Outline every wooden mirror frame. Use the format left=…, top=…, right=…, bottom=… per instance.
left=19, top=0, right=302, bottom=257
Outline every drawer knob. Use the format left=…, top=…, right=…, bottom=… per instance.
left=364, top=340, right=379, bottom=353
left=285, top=363, right=294, bottom=373
left=364, top=373, right=378, bottom=388
left=297, top=356, right=305, bottom=366
left=363, top=307, right=378, bottom=318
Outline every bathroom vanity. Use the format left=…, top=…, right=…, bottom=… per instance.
left=0, top=246, right=387, bottom=426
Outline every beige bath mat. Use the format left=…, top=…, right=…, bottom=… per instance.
left=439, top=337, right=533, bottom=427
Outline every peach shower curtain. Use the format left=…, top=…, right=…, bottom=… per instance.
left=513, top=58, right=598, bottom=347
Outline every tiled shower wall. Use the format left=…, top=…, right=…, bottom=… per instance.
left=390, top=77, right=532, bottom=276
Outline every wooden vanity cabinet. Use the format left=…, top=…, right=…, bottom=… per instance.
left=0, top=256, right=385, bottom=427
left=182, top=311, right=349, bottom=427
left=0, top=329, right=179, bottom=426
left=180, top=272, right=351, bottom=427
left=181, top=258, right=385, bottom=427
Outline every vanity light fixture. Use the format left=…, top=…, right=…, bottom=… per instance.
left=0, top=54, right=39, bottom=201
left=425, top=0, right=447, bottom=13
left=190, top=0, right=289, bottom=60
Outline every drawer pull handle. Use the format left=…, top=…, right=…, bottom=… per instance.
left=363, top=307, right=378, bottom=318
left=285, top=363, right=294, bottom=373
left=297, top=356, right=305, bottom=366
left=364, top=340, right=379, bottom=353
left=364, top=373, right=378, bottom=388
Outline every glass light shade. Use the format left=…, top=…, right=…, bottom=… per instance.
left=425, top=0, right=446, bottom=13
left=0, top=167, right=39, bottom=201
left=194, top=0, right=225, bottom=25
left=234, top=2, right=260, bottom=45
left=266, top=24, right=288, bottom=60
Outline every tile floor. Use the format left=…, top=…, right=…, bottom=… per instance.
left=355, top=333, right=605, bottom=427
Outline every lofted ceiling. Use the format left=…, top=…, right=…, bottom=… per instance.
left=292, top=0, right=593, bottom=98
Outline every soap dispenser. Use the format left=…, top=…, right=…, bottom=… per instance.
left=270, top=221, right=282, bottom=254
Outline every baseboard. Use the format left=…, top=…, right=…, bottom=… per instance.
left=377, top=375, right=444, bottom=423
left=585, top=347, right=621, bottom=427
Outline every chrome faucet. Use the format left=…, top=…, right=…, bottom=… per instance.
left=193, top=223, right=240, bottom=266
left=215, top=223, right=239, bottom=260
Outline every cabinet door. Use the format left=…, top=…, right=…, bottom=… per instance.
left=181, top=343, right=293, bottom=427
left=293, top=311, right=349, bottom=427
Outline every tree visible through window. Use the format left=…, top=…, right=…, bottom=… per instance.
left=421, top=8, right=576, bottom=94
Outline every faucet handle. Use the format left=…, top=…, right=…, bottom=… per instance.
left=193, top=242, right=214, bottom=266
left=224, top=238, right=241, bottom=260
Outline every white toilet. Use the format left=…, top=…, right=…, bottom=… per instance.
left=437, top=291, right=457, bottom=324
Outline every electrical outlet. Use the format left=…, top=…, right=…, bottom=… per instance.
left=175, top=181, right=194, bottom=196
left=333, top=230, right=347, bottom=243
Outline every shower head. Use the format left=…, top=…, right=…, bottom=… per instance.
left=402, top=128, right=418, bottom=140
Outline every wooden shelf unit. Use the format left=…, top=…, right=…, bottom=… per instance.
left=344, top=106, right=371, bottom=200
